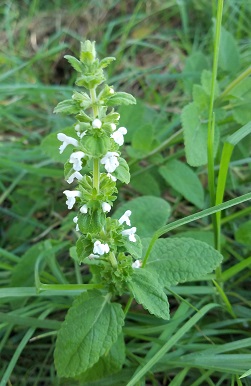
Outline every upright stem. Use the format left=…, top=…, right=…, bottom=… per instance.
left=90, top=87, right=100, bottom=193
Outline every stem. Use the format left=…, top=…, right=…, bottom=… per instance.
left=220, top=65, right=251, bottom=99
left=207, top=0, right=224, bottom=253
left=90, top=87, right=100, bottom=192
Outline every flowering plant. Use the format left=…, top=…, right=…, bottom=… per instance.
left=52, top=40, right=223, bottom=381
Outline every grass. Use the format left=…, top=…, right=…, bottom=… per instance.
left=1, top=0, right=251, bottom=385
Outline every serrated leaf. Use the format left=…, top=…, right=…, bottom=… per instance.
left=64, top=55, right=83, bottom=72
left=78, top=210, right=106, bottom=234
left=53, top=99, right=79, bottom=115
left=129, top=269, right=170, bottom=320
left=114, top=157, right=130, bottom=184
left=145, top=238, right=223, bottom=287
left=159, top=159, right=204, bottom=209
left=192, top=84, right=210, bottom=111
left=107, top=92, right=136, bottom=106
left=76, top=334, right=125, bottom=382
left=113, top=196, right=171, bottom=237
left=183, top=52, right=209, bottom=94
left=54, top=290, right=124, bottom=378
left=201, top=70, right=220, bottom=98
left=131, top=171, right=161, bottom=196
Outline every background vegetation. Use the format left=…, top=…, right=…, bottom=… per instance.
left=0, top=0, right=251, bottom=385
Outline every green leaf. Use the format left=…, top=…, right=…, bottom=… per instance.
left=76, top=334, right=125, bottom=382
left=182, top=52, right=209, bottom=94
left=159, top=159, right=204, bottom=209
left=53, top=99, right=79, bottom=115
left=124, top=234, right=142, bottom=260
left=131, top=171, right=161, bottom=196
left=128, top=269, right=170, bottom=320
left=114, top=157, right=130, bottom=184
left=182, top=102, right=219, bottom=167
left=235, top=220, right=251, bottom=246
left=145, top=238, right=223, bottom=287
left=64, top=55, right=83, bottom=72
left=54, top=290, right=124, bottom=378
left=175, top=230, right=215, bottom=247
left=41, top=127, right=77, bottom=163
left=201, top=70, right=220, bottom=98
left=218, top=26, right=240, bottom=73
left=78, top=210, right=106, bottom=234
left=99, top=57, right=116, bottom=68
left=82, top=134, right=110, bottom=157
left=132, top=124, right=154, bottom=153
left=106, top=92, right=136, bottom=106
left=192, top=84, right=210, bottom=111
left=113, top=196, right=171, bottom=237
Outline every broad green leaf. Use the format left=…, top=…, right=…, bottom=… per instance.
left=182, top=102, right=219, bottom=167
left=159, top=159, right=204, bottom=209
left=201, top=70, right=220, bottom=98
left=78, top=210, right=106, bottom=234
left=114, top=157, right=130, bottom=184
left=41, top=126, right=76, bottom=163
left=192, top=84, right=210, bottom=111
left=218, top=26, right=240, bottom=73
left=182, top=52, right=209, bottom=94
left=76, top=334, right=125, bottom=382
left=54, top=290, right=124, bottom=378
left=145, top=238, right=223, bottom=287
left=106, top=92, right=136, bottom=106
left=64, top=55, right=83, bottom=72
left=235, top=220, right=251, bottom=246
left=113, top=196, right=171, bottom=237
left=230, top=79, right=251, bottom=125
left=128, top=269, right=170, bottom=320
left=53, top=99, right=79, bottom=115
left=132, top=124, right=154, bottom=153
left=131, top=171, right=161, bottom=196
left=175, top=230, right=215, bottom=247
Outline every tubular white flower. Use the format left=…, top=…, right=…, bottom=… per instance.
left=101, top=152, right=119, bottom=173
left=121, top=226, right=137, bottom=242
left=69, top=151, right=85, bottom=171
left=88, top=253, right=100, bottom=259
left=119, top=210, right=132, bottom=226
left=80, top=204, right=88, bottom=214
left=102, top=202, right=111, bottom=213
left=132, top=259, right=142, bottom=268
left=111, top=123, right=116, bottom=131
left=63, top=190, right=81, bottom=210
left=93, top=240, right=110, bottom=255
left=66, top=171, right=83, bottom=184
left=57, top=133, right=79, bottom=154
left=109, top=87, right=114, bottom=94
left=111, top=127, right=127, bottom=146
left=73, top=216, right=79, bottom=231
left=92, top=118, right=102, bottom=129
left=107, top=173, right=117, bottom=182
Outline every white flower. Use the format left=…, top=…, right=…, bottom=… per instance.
left=92, top=118, right=102, bottom=129
left=67, top=171, right=83, bottom=184
left=101, top=152, right=119, bottom=173
left=121, top=227, right=137, bottom=242
left=77, top=130, right=87, bottom=139
left=93, top=240, right=110, bottom=255
left=107, top=173, right=117, bottom=182
left=75, top=124, right=80, bottom=132
left=69, top=151, right=85, bottom=171
left=73, top=216, right=79, bottom=231
left=132, top=260, right=142, bottom=268
left=80, top=204, right=88, bottom=214
left=57, top=133, right=79, bottom=154
left=109, top=87, right=114, bottom=94
left=102, top=202, right=111, bottom=213
left=119, top=210, right=132, bottom=226
left=63, top=190, right=81, bottom=209
left=88, top=253, right=100, bottom=259
left=111, top=123, right=116, bottom=131
left=111, top=127, right=127, bottom=146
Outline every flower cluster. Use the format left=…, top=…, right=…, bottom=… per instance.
left=54, top=40, right=142, bottom=293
